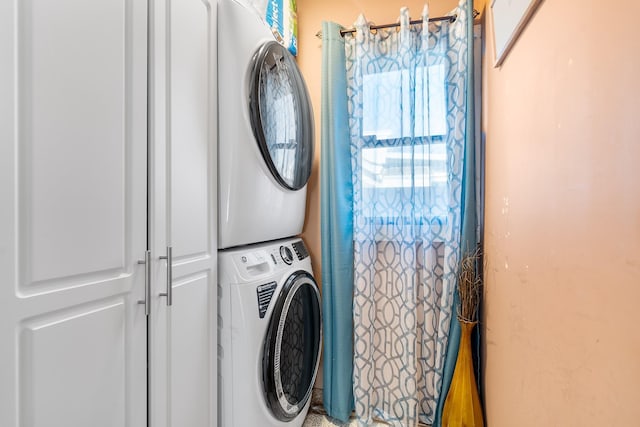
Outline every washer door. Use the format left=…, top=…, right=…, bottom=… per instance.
left=249, top=41, right=314, bottom=191
left=262, top=271, right=322, bottom=421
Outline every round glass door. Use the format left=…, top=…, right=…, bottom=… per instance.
left=262, top=271, right=322, bottom=421
left=249, top=41, right=314, bottom=191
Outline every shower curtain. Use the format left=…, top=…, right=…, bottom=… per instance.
left=321, top=1, right=477, bottom=425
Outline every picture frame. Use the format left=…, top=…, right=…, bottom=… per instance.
left=490, top=0, right=543, bottom=67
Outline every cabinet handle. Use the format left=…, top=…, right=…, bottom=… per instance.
left=137, top=250, right=151, bottom=316
left=159, top=246, right=173, bottom=306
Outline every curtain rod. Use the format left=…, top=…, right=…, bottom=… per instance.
left=315, top=10, right=479, bottom=39
left=341, top=15, right=455, bottom=36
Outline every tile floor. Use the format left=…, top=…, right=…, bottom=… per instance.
left=302, top=389, right=434, bottom=426
left=302, top=412, right=360, bottom=427
left=303, top=389, right=391, bottom=427
left=302, top=389, right=355, bottom=427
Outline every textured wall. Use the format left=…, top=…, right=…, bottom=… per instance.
left=482, top=1, right=640, bottom=425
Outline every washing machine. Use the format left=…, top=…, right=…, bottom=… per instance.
left=217, top=0, right=315, bottom=249
left=219, top=238, right=322, bottom=427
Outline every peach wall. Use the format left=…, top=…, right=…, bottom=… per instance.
left=482, top=1, right=640, bottom=425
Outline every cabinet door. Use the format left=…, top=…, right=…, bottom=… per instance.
left=0, top=0, right=148, bottom=426
left=148, top=0, right=217, bottom=425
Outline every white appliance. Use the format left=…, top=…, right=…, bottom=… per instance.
left=217, top=0, right=314, bottom=249
left=219, top=238, right=321, bottom=427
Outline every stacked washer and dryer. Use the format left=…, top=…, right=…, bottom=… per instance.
left=217, top=1, right=321, bottom=426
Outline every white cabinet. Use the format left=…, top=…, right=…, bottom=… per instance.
left=0, top=0, right=217, bottom=425
left=148, top=0, right=218, bottom=426
left=0, top=0, right=149, bottom=425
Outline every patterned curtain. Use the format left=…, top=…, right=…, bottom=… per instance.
left=345, top=2, right=472, bottom=425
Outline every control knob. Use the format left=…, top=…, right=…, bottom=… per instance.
left=279, top=246, right=293, bottom=265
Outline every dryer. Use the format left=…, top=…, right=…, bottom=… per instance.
left=219, top=238, right=321, bottom=427
left=218, top=0, right=314, bottom=249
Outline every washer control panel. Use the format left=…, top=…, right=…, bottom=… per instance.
left=231, top=239, right=308, bottom=279
left=291, top=240, right=309, bottom=260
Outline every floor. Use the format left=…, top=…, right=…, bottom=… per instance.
left=302, top=413, right=367, bottom=427
left=302, top=389, right=433, bottom=427
left=302, top=389, right=391, bottom=427
left=303, top=408, right=391, bottom=426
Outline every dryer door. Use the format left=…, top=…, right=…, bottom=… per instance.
left=263, top=271, right=321, bottom=421
left=249, top=41, right=314, bottom=191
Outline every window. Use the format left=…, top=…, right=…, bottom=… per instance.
left=359, top=64, right=449, bottom=223
left=362, top=143, right=447, bottom=189
left=361, top=142, right=449, bottom=223
left=362, top=64, right=447, bottom=140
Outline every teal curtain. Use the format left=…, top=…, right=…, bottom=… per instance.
left=434, top=0, right=478, bottom=425
left=320, top=21, right=355, bottom=423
